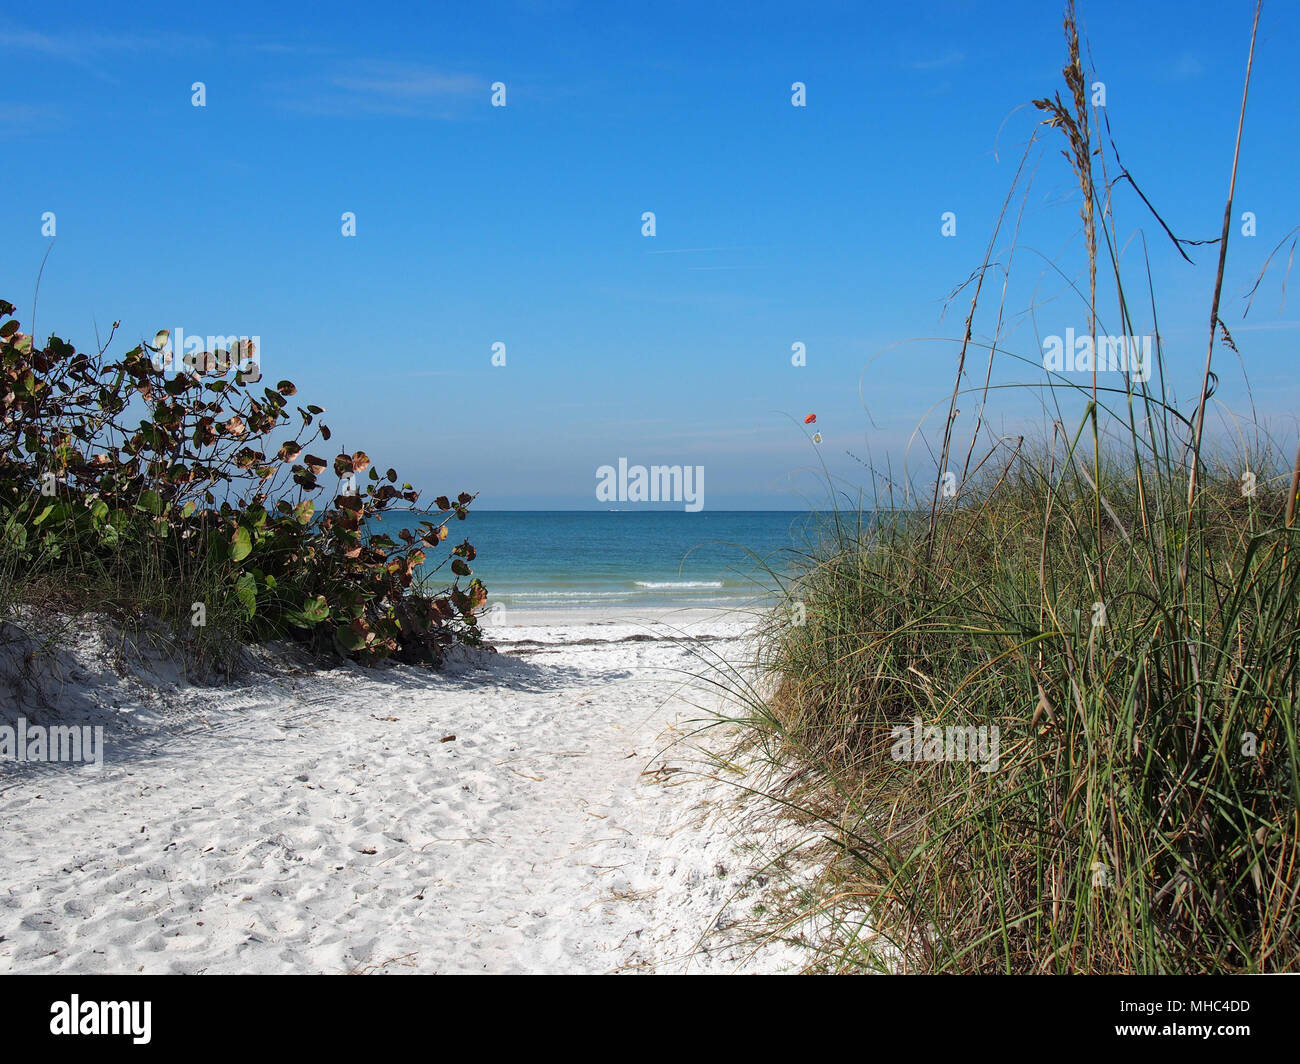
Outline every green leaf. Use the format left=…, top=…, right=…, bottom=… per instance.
left=230, top=525, right=252, bottom=562
left=3, top=517, right=27, bottom=552
left=136, top=489, right=164, bottom=515
left=335, top=624, right=368, bottom=652
left=234, top=572, right=257, bottom=618
left=451, top=558, right=472, bottom=577
left=302, top=595, right=330, bottom=624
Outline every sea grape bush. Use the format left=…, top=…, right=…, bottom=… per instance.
left=0, top=298, right=485, bottom=665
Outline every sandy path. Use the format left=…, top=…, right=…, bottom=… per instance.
left=0, top=616, right=801, bottom=974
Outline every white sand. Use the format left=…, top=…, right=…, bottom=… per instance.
left=0, top=608, right=808, bottom=974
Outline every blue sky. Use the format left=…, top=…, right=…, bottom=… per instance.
left=3, top=0, right=1297, bottom=509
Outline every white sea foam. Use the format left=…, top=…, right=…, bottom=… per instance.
left=632, top=580, right=724, bottom=589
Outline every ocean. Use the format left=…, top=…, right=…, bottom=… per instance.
left=369, top=510, right=823, bottom=611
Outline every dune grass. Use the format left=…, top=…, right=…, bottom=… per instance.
left=721, top=1, right=1299, bottom=973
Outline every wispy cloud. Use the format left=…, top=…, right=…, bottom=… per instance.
left=1161, top=52, right=1206, bottom=82
left=277, top=60, right=484, bottom=118
left=10, top=27, right=206, bottom=60
left=332, top=66, right=481, bottom=100
left=240, top=39, right=335, bottom=57
left=0, top=101, right=63, bottom=141
left=905, top=48, right=965, bottom=71
left=9, top=28, right=148, bottom=58
left=8, top=26, right=209, bottom=82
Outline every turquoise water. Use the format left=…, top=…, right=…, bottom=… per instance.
left=369, top=510, right=822, bottom=610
